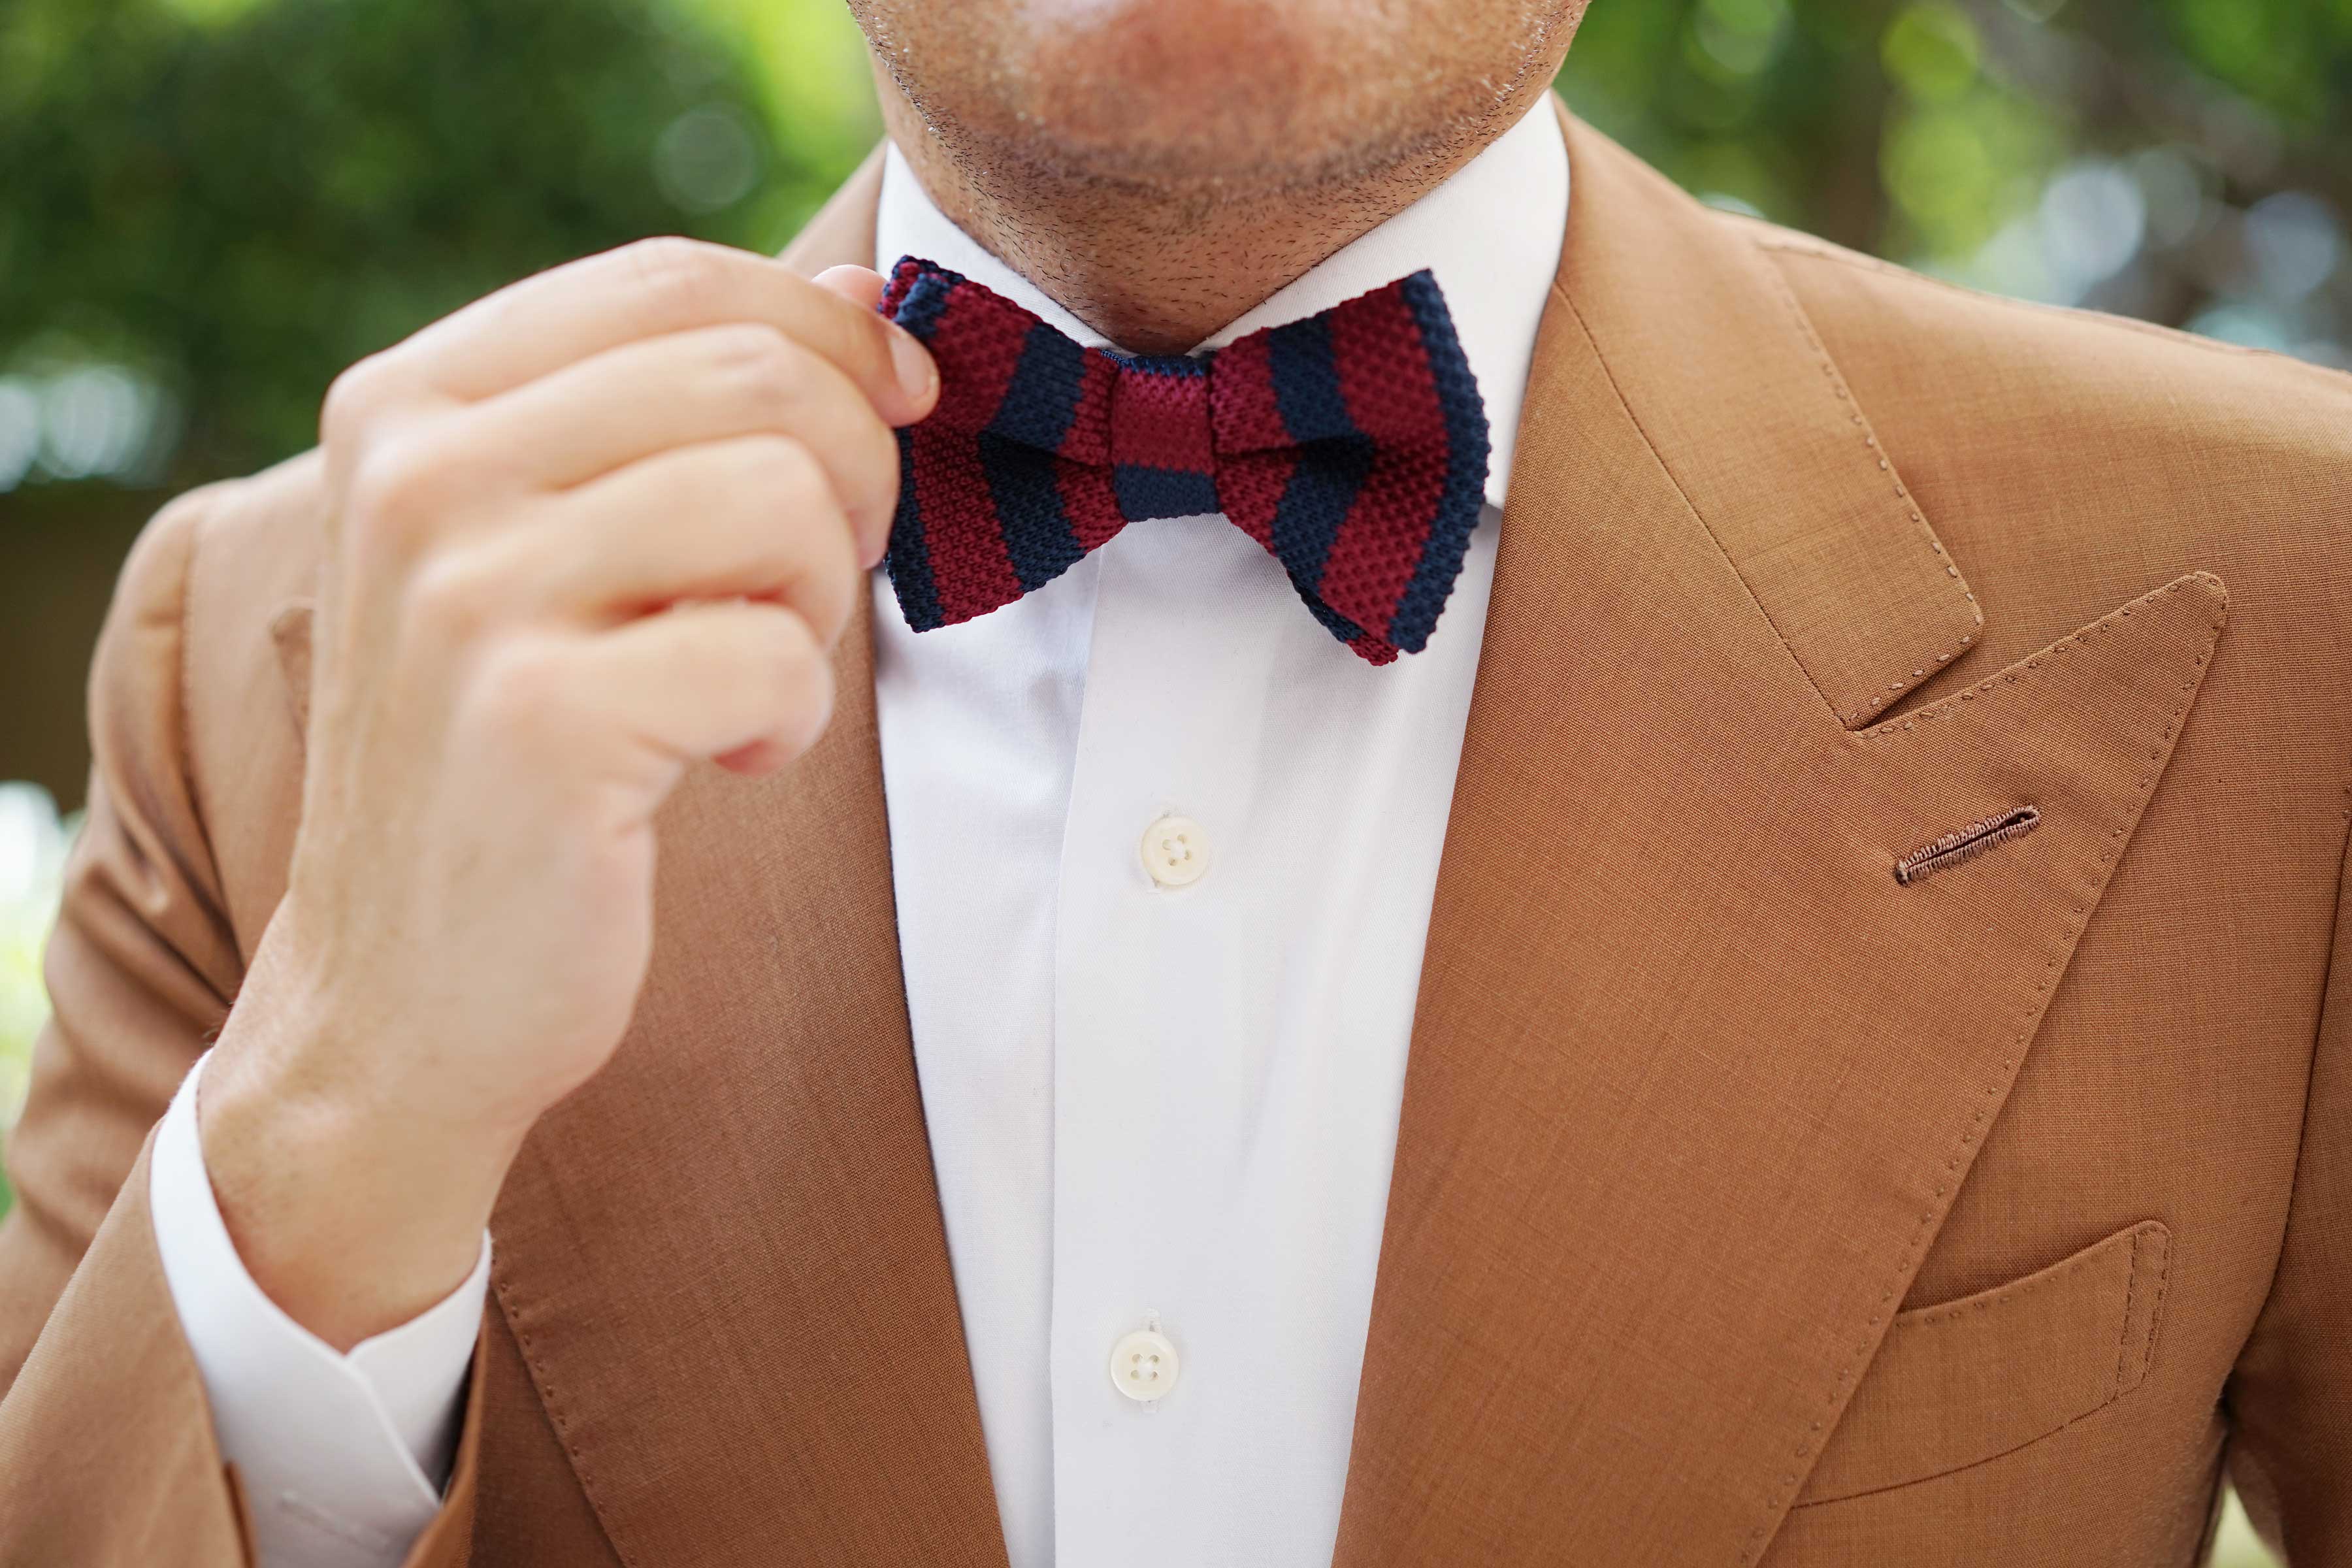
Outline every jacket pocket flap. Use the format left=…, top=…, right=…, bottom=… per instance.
left=1796, top=1219, right=2170, bottom=1506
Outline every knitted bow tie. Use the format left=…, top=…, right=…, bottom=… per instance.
left=876, top=256, right=1490, bottom=664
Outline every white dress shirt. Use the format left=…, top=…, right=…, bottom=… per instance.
left=149, top=92, right=1569, bottom=1568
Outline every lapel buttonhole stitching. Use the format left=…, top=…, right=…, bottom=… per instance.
left=1893, top=806, right=2042, bottom=886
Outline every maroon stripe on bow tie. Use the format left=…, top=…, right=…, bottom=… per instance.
left=1205, top=331, right=1287, bottom=555
left=1205, top=329, right=1290, bottom=455
left=905, top=419, right=1022, bottom=622
left=1058, top=459, right=1127, bottom=557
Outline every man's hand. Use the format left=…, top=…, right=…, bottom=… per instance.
left=197, top=240, right=937, bottom=1350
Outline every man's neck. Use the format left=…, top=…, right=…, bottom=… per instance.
left=873, top=76, right=1550, bottom=356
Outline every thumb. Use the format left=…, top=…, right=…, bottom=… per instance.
left=813, top=263, right=889, bottom=312
left=813, top=263, right=936, bottom=425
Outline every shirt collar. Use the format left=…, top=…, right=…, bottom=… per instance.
left=874, top=93, right=1570, bottom=512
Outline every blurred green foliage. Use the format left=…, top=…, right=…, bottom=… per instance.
left=0, top=0, right=876, bottom=487
left=1559, top=0, right=2351, bottom=356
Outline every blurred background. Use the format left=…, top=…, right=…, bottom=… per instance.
left=1, top=2, right=2344, bottom=1556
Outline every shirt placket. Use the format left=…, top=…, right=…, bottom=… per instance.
left=1047, top=509, right=1284, bottom=1565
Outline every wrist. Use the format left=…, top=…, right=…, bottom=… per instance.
left=199, top=998, right=525, bottom=1352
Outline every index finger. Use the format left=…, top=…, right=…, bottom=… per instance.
left=389, top=238, right=938, bottom=427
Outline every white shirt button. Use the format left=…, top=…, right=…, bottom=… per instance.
left=1139, top=815, right=1209, bottom=888
left=1110, top=1328, right=1180, bottom=1401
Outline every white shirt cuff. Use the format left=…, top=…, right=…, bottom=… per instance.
left=150, top=1051, right=490, bottom=1568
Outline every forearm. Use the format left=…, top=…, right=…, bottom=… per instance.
left=198, top=917, right=522, bottom=1352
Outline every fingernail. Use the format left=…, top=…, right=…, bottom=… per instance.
left=889, top=325, right=936, bottom=407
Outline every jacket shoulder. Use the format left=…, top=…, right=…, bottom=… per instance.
left=1724, top=213, right=2352, bottom=492
left=114, top=449, right=323, bottom=950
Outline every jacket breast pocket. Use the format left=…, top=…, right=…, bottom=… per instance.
left=1794, top=1220, right=2172, bottom=1507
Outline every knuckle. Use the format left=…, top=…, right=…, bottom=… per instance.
left=468, top=637, right=574, bottom=741
left=794, top=528, right=859, bottom=646
left=759, top=603, right=815, bottom=666
left=712, top=440, right=854, bottom=643
left=403, top=549, right=503, bottom=644
left=321, top=353, right=397, bottom=447
left=851, top=416, right=904, bottom=510
left=736, top=431, right=821, bottom=495
left=762, top=615, right=834, bottom=746
left=624, top=236, right=732, bottom=315
left=710, top=326, right=806, bottom=419
left=343, top=436, right=444, bottom=551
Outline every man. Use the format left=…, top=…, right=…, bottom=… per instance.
left=1, top=0, right=2347, bottom=1563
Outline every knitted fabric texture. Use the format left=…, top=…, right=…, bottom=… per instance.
left=877, top=256, right=1490, bottom=664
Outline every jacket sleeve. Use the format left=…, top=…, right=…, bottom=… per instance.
left=2227, top=810, right=2352, bottom=1564
left=0, top=485, right=485, bottom=1566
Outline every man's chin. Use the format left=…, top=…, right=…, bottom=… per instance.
left=995, top=0, right=1358, bottom=181
left=863, top=0, right=1571, bottom=204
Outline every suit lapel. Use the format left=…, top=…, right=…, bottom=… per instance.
left=1331, top=116, right=2225, bottom=1565
left=479, top=593, right=1008, bottom=1567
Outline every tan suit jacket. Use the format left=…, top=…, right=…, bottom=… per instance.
left=3, top=109, right=2349, bottom=1567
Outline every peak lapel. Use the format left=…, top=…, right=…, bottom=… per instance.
left=1539, top=101, right=1986, bottom=728
left=1332, top=117, right=2227, bottom=1565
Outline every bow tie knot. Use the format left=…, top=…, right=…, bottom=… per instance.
left=878, top=256, right=1490, bottom=664
left=1109, top=357, right=1218, bottom=520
